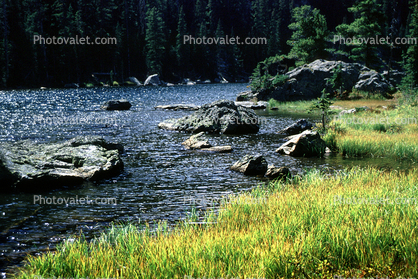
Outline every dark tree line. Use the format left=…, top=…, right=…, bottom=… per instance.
left=0, top=0, right=412, bottom=88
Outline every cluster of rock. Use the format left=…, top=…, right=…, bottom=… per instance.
left=230, top=154, right=291, bottom=180
left=0, top=136, right=124, bottom=192
left=158, top=100, right=260, bottom=134
left=228, top=119, right=326, bottom=179
left=249, top=59, right=401, bottom=102
left=157, top=99, right=331, bottom=181
left=141, top=74, right=229, bottom=87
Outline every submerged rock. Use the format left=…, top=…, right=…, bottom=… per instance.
left=155, top=104, right=201, bottom=111
left=181, top=132, right=232, bottom=153
left=0, top=136, right=124, bottom=192
left=230, top=154, right=267, bottom=175
left=101, top=99, right=132, bottom=110
left=276, top=130, right=326, bottom=157
left=277, top=119, right=313, bottom=136
left=158, top=99, right=260, bottom=134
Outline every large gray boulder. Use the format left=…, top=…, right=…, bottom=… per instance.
left=144, top=74, right=162, bottom=86
left=276, top=130, right=326, bottom=157
left=354, top=70, right=391, bottom=94
left=256, top=59, right=393, bottom=101
left=158, top=100, right=260, bottom=134
left=277, top=119, right=313, bottom=136
left=0, top=136, right=124, bottom=192
left=382, top=70, right=406, bottom=87
left=230, top=154, right=268, bottom=175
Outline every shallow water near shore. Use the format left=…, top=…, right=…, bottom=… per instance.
left=0, top=84, right=413, bottom=277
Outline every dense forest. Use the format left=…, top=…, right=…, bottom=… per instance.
left=0, top=0, right=413, bottom=88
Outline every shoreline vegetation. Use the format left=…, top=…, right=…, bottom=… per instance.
left=14, top=90, right=418, bottom=278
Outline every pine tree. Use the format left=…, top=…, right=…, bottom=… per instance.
left=176, top=6, right=190, bottom=77
left=287, top=5, right=329, bottom=66
left=145, top=6, right=166, bottom=75
left=336, top=0, right=385, bottom=67
left=404, top=0, right=418, bottom=87
left=215, top=19, right=226, bottom=73
left=227, top=27, right=244, bottom=81
left=0, top=0, right=10, bottom=87
left=267, top=9, right=280, bottom=57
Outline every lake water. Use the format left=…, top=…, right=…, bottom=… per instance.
left=0, top=84, right=412, bottom=277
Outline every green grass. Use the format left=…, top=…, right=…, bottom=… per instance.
left=15, top=167, right=418, bottom=278
left=324, top=95, right=418, bottom=161
left=268, top=99, right=315, bottom=114
left=268, top=96, right=397, bottom=116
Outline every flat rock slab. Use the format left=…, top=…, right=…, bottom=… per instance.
left=0, top=136, right=124, bottom=192
left=158, top=99, right=260, bottom=134
left=199, top=146, right=232, bottom=153
left=155, top=104, right=201, bottom=111
left=234, top=101, right=268, bottom=110
left=182, top=132, right=232, bottom=153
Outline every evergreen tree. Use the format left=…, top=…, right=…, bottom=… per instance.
left=287, top=5, right=329, bottom=66
left=227, top=27, right=244, bottom=81
left=267, top=9, right=280, bottom=57
left=251, top=0, right=269, bottom=61
left=145, top=6, right=166, bottom=75
left=404, top=0, right=418, bottom=87
left=215, top=19, right=226, bottom=73
left=0, top=0, right=10, bottom=87
left=336, top=0, right=385, bottom=67
left=176, top=6, right=190, bottom=77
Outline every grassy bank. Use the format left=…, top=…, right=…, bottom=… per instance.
left=268, top=91, right=418, bottom=162
left=267, top=94, right=397, bottom=116
left=16, top=167, right=418, bottom=278
left=324, top=93, right=418, bottom=161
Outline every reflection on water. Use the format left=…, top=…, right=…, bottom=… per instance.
left=0, top=84, right=413, bottom=277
